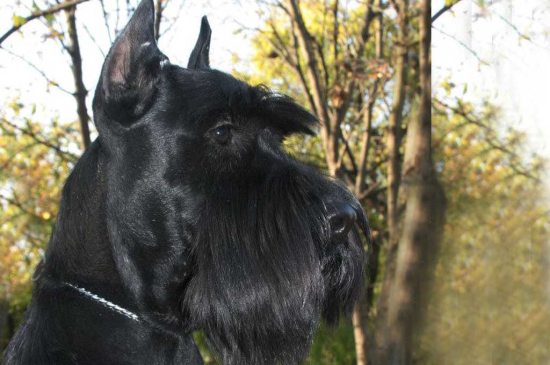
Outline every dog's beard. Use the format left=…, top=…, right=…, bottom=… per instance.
left=182, top=173, right=365, bottom=365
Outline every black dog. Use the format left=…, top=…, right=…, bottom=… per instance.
left=4, top=1, right=367, bottom=364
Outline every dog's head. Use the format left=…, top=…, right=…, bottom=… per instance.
left=92, top=1, right=368, bottom=363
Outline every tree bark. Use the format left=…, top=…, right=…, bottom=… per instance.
left=65, top=5, right=91, bottom=151
left=0, top=0, right=90, bottom=46
left=376, top=1, right=446, bottom=363
left=154, top=0, right=164, bottom=41
left=385, top=0, right=408, bottom=263
left=352, top=294, right=369, bottom=365
left=287, top=0, right=337, bottom=175
left=0, top=299, right=8, bottom=350
left=374, top=1, right=408, bottom=359
left=352, top=2, right=383, bottom=364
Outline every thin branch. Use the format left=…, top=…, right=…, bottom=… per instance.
left=355, top=82, right=379, bottom=194
left=288, top=0, right=330, bottom=127
left=358, top=182, right=385, bottom=201
left=0, top=119, right=79, bottom=162
left=99, top=0, right=113, bottom=43
left=288, top=22, right=318, bottom=116
left=114, top=0, right=121, bottom=36
left=65, top=4, right=91, bottom=150
left=433, top=98, right=542, bottom=182
left=0, top=0, right=90, bottom=46
left=432, top=25, right=489, bottom=65
left=0, top=48, right=73, bottom=95
left=160, top=0, right=186, bottom=38
left=332, top=0, right=339, bottom=84
left=0, top=193, right=44, bottom=222
left=312, top=37, right=330, bottom=92
left=154, top=0, right=164, bottom=41
left=344, top=137, right=358, bottom=175
left=0, top=142, right=40, bottom=170
left=81, top=22, right=106, bottom=57
left=336, top=0, right=375, bottom=125
left=431, top=0, right=462, bottom=23
left=265, top=20, right=318, bottom=116
left=337, top=128, right=359, bottom=176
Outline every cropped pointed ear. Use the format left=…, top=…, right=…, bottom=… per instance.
left=187, top=16, right=211, bottom=69
left=93, top=0, right=168, bottom=125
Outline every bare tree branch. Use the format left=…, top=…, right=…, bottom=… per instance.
left=433, top=98, right=542, bottom=182
left=114, top=0, right=122, bottom=36
left=338, top=129, right=359, bottom=176
left=0, top=193, right=44, bottom=222
left=0, top=0, right=90, bottom=46
left=154, top=0, right=164, bottom=41
left=355, top=84, right=378, bottom=194
left=65, top=5, right=91, bottom=150
left=0, top=118, right=79, bottom=162
left=0, top=48, right=73, bottom=95
left=82, top=22, right=106, bottom=57
left=288, top=0, right=330, bottom=128
left=0, top=142, right=40, bottom=170
left=160, top=0, right=186, bottom=38
left=432, top=25, right=488, bottom=65
left=99, top=0, right=113, bottom=43
left=332, top=0, right=340, bottom=84
left=356, top=0, right=384, bottom=195
left=263, top=18, right=319, bottom=118
left=431, top=0, right=462, bottom=23
left=288, top=22, right=318, bottom=116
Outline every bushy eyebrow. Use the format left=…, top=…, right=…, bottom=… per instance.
left=226, top=84, right=318, bottom=136
left=167, top=69, right=317, bottom=135
left=254, top=89, right=317, bottom=135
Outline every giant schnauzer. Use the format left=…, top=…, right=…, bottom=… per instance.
left=4, top=1, right=368, bottom=364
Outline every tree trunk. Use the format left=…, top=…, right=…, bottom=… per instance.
left=352, top=294, right=369, bottom=365
left=374, top=0, right=408, bottom=359
left=376, top=1, right=446, bottom=363
left=352, top=1, right=383, bottom=364
left=154, top=0, right=163, bottom=41
left=65, top=5, right=91, bottom=151
left=0, top=299, right=8, bottom=350
left=287, top=0, right=338, bottom=175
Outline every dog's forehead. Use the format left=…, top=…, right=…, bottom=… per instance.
left=158, top=64, right=317, bottom=136
left=166, top=66, right=257, bottom=109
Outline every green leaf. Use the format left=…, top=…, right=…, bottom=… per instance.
left=44, top=13, right=55, bottom=26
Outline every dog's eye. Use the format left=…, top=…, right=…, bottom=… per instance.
left=212, top=125, right=232, bottom=144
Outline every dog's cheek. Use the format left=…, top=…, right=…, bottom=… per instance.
left=206, top=134, right=254, bottom=176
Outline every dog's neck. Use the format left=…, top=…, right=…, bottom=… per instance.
left=44, top=141, right=123, bottom=291
left=11, top=141, right=205, bottom=365
left=63, top=281, right=140, bottom=321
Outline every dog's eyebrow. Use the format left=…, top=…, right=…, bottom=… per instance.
left=255, top=91, right=317, bottom=135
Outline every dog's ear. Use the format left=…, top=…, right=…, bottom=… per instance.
left=187, top=16, right=211, bottom=69
left=94, top=0, right=168, bottom=123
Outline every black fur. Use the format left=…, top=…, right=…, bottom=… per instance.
left=4, top=1, right=368, bottom=364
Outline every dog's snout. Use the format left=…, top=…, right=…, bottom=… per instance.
left=328, top=202, right=356, bottom=240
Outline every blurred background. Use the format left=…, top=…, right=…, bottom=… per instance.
left=0, top=0, right=548, bottom=364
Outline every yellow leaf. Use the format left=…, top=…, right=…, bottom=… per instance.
left=12, top=15, right=26, bottom=28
